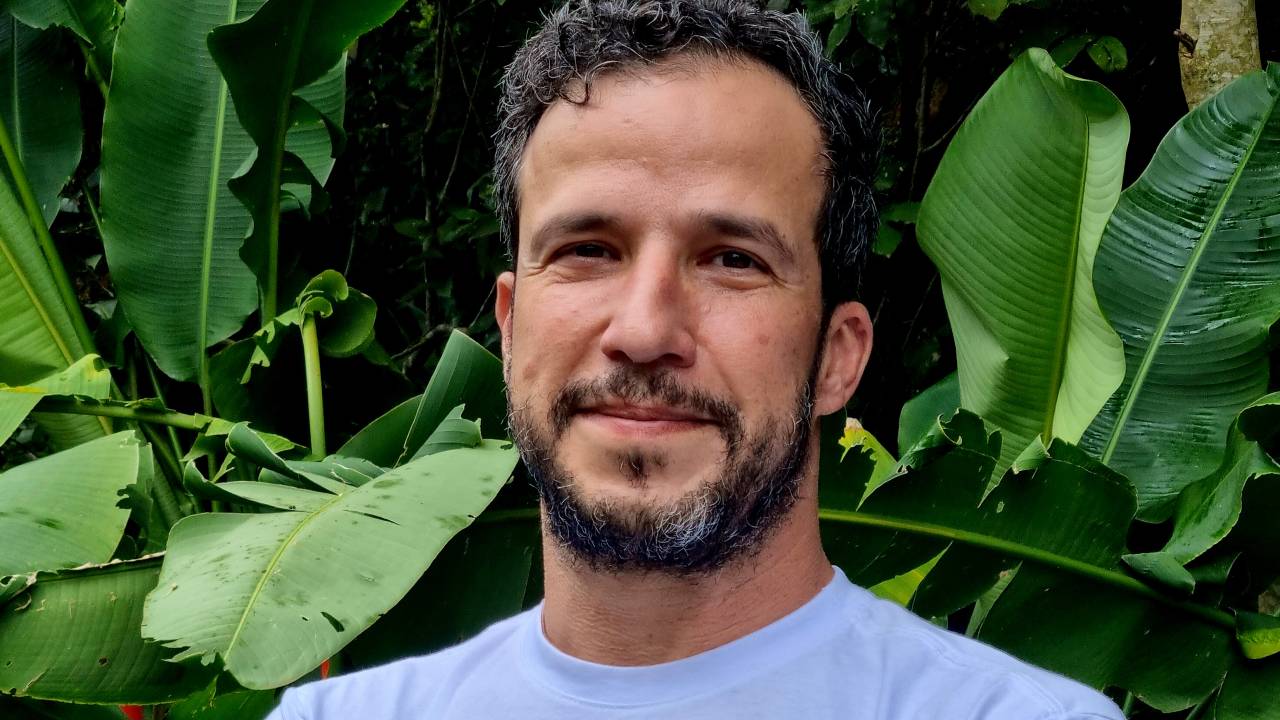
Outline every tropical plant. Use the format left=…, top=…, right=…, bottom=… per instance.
left=0, top=0, right=523, bottom=715
left=0, top=0, right=1277, bottom=718
left=869, top=50, right=1278, bottom=717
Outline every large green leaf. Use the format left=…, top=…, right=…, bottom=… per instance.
left=0, top=431, right=141, bottom=576
left=0, top=111, right=86, bottom=388
left=0, top=558, right=214, bottom=703
left=917, top=48, right=1127, bottom=472
left=342, top=517, right=538, bottom=669
left=1, top=17, right=80, bottom=226
left=338, top=330, right=506, bottom=467
left=167, top=684, right=276, bottom=720
left=142, top=432, right=518, bottom=689
left=978, top=563, right=1231, bottom=711
left=820, top=412, right=1238, bottom=709
left=0, top=354, right=111, bottom=448
left=207, top=0, right=402, bottom=316
left=1080, top=64, right=1280, bottom=519
left=99, top=0, right=343, bottom=383
left=1216, top=655, right=1280, bottom=720
left=0, top=697, right=127, bottom=719
left=1151, top=393, right=1280, bottom=566
left=0, top=18, right=101, bottom=449
left=0, top=153, right=87, bottom=387
left=896, top=371, right=959, bottom=455
left=3, top=0, right=122, bottom=81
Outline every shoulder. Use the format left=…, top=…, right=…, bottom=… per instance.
left=837, top=583, right=1124, bottom=720
left=268, top=608, right=534, bottom=720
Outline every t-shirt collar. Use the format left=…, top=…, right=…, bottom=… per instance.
left=519, top=566, right=854, bottom=708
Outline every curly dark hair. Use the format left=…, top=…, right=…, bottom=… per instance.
left=493, top=0, right=879, bottom=306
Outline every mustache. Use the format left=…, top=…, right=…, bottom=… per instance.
left=549, top=367, right=742, bottom=443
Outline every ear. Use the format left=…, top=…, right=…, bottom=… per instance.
left=495, top=271, right=516, bottom=363
left=813, top=300, right=873, bottom=416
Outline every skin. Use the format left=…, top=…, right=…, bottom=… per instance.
left=495, top=55, right=873, bottom=666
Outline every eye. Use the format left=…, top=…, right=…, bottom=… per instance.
left=712, top=250, right=760, bottom=270
left=571, top=243, right=609, bottom=259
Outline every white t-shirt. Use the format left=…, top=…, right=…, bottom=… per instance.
left=268, top=568, right=1123, bottom=719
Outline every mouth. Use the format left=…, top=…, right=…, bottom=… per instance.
left=574, top=402, right=718, bottom=437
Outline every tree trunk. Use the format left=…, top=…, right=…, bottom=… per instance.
left=1178, top=0, right=1262, bottom=108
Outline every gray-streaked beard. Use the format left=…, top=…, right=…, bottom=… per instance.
left=508, top=364, right=818, bottom=576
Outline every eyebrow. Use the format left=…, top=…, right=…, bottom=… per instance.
left=527, top=212, right=623, bottom=258
left=697, top=211, right=795, bottom=266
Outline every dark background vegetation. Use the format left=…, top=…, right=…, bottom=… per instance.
left=83, top=0, right=1280, bottom=453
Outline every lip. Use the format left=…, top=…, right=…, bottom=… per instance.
left=575, top=404, right=716, bottom=437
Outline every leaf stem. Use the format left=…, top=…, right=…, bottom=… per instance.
left=0, top=109, right=96, bottom=355
left=34, top=396, right=211, bottom=431
left=80, top=177, right=105, bottom=238
left=300, top=314, right=326, bottom=457
left=818, top=509, right=1234, bottom=629
left=141, top=351, right=187, bottom=470
left=75, top=39, right=109, bottom=100
left=137, top=421, right=188, bottom=527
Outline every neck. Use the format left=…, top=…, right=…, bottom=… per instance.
left=538, top=486, right=832, bottom=666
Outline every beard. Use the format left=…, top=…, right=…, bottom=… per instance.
left=507, top=360, right=819, bottom=576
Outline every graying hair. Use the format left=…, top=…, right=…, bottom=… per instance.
left=494, top=0, right=879, bottom=305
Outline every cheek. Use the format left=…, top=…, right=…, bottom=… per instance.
left=703, top=298, right=819, bottom=406
left=509, top=284, right=604, bottom=388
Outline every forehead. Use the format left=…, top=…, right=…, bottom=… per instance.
left=514, top=54, right=827, bottom=257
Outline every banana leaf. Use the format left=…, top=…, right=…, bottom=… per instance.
left=1150, top=393, right=1280, bottom=567
left=0, top=355, right=111, bottom=447
left=338, top=330, right=507, bottom=467
left=2, top=0, right=121, bottom=77
left=0, top=431, right=142, bottom=576
left=1080, top=64, right=1280, bottom=519
left=1216, top=655, right=1280, bottom=720
left=0, top=25, right=102, bottom=449
left=821, top=412, right=1239, bottom=710
left=0, top=17, right=80, bottom=226
left=99, top=0, right=342, bottom=383
left=166, top=683, right=276, bottom=720
left=206, top=0, right=403, bottom=317
left=0, top=557, right=214, bottom=703
left=917, top=48, right=1127, bottom=473
left=342, top=517, right=539, bottom=669
left=142, top=421, right=519, bottom=689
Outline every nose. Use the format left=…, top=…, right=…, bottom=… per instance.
left=599, top=250, right=696, bottom=368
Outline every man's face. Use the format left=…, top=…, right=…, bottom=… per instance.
left=497, top=56, right=865, bottom=572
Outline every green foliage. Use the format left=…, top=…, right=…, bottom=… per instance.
left=0, top=1, right=1277, bottom=718
left=918, top=49, right=1127, bottom=473
left=143, top=428, right=516, bottom=689
left=0, top=431, right=139, bottom=575
left=0, top=558, right=215, bottom=704
left=0, top=18, right=81, bottom=226
left=1081, top=64, right=1280, bottom=518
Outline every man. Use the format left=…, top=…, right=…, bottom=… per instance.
left=270, top=1, right=1124, bottom=718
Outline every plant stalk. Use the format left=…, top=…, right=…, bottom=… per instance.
left=34, top=396, right=211, bottom=431
left=141, top=352, right=186, bottom=468
left=137, top=421, right=189, bottom=528
left=819, top=509, right=1234, bottom=629
left=0, top=111, right=96, bottom=355
left=300, top=314, right=326, bottom=457
left=75, top=39, right=110, bottom=100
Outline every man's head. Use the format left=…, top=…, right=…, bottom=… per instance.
left=494, top=0, right=876, bottom=575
